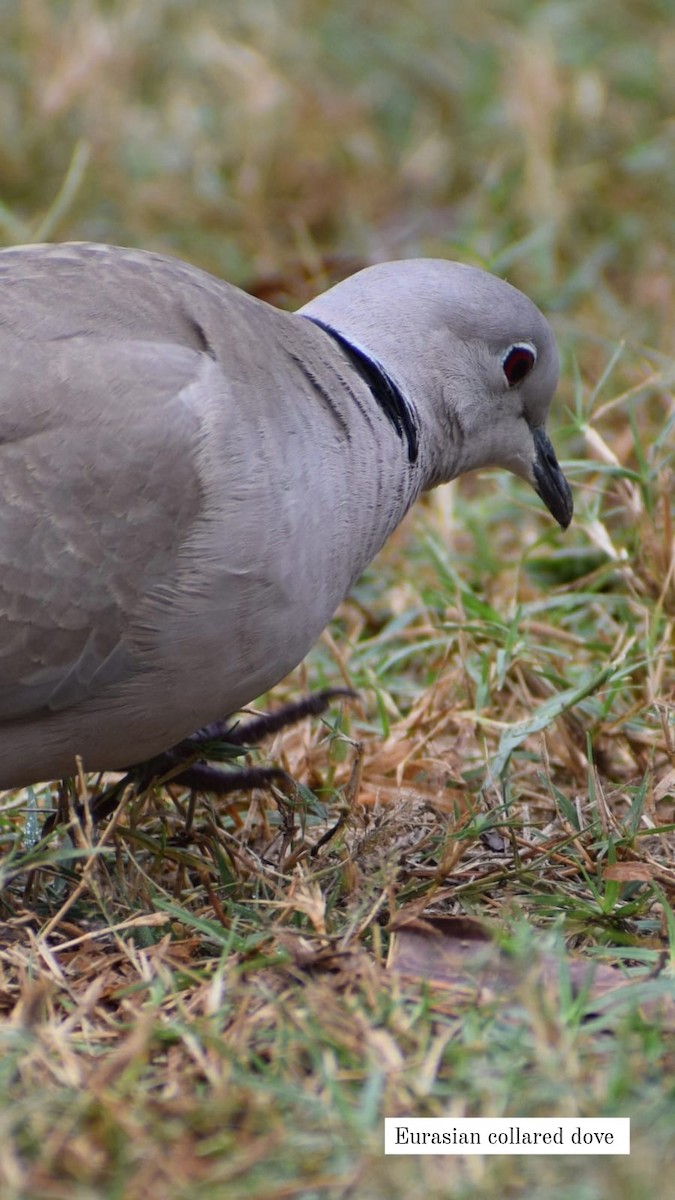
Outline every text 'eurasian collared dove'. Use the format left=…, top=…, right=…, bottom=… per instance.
left=0, top=243, right=572, bottom=791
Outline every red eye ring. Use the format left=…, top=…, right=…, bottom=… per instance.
left=502, top=342, right=537, bottom=387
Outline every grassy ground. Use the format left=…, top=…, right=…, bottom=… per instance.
left=1, top=1, right=674, bottom=1197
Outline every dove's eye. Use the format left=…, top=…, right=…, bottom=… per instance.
left=502, top=342, right=537, bottom=387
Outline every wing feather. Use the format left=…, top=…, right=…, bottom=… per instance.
left=0, top=327, right=206, bottom=719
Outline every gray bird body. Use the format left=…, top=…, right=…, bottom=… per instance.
left=0, top=243, right=572, bottom=788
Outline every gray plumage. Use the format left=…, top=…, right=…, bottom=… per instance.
left=0, top=243, right=572, bottom=788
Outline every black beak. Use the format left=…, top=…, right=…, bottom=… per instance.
left=532, top=427, right=573, bottom=529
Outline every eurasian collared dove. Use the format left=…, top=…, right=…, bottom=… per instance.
left=0, top=243, right=572, bottom=790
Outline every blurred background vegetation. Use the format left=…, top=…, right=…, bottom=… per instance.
left=1, top=2, right=674, bottom=1198
left=2, top=0, right=674, bottom=343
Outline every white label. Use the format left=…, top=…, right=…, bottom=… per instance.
left=384, top=1118, right=630, bottom=1155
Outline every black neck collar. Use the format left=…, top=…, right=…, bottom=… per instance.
left=304, top=316, right=419, bottom=464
